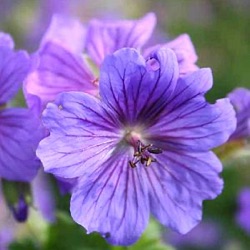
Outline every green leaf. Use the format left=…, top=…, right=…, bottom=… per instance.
left=44, top=212, right=111, bottom=250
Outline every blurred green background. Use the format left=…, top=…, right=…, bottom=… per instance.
left=0, top=0, right=250, bottom=249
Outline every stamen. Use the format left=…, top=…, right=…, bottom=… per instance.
left=129, top=140, right=162, bottom=168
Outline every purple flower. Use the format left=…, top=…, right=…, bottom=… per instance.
left=0, top=32, right=43, bottom=181
left=236, top=187, right=250, bottom=234
left=25, top=13, right=198, bottom=112
left=31, top=170, right=56, bottom=223
left=10, top=194, right=29, bottom=223
left=228, top=88, right=250, bottom=140
left=165, top=221, right=222, bottom=249
left=37, top=48, right=236, bottom=245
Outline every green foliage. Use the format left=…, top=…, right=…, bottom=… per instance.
left=44, top=212, right=111, bottom=250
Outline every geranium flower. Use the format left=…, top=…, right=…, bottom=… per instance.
left=228, top=88, right=250, bottom=140
left=25, top=13, right=198, bottom=111
left=37, top=48, right=236, bottom=245
left=0, top=32, right=42, bottom=181
left=236, top=187, right=250, bottom=234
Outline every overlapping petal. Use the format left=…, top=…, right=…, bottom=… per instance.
left=145, top=34, right=198, bottom=75
left=0, top=46, right=30, bottom=104
left=0, top=108, right=42, bottom=181
left=71, top=147, right=149, bottom=246
left=40, top=14, right=86, bottom=54
left=86, top=13, right=156, bottom=66
left=145, top=151, right=223, bottom=233
left=37, top=92, right=122, bottom=178
left=100, top=48, right=178, bottom=124
left=25, top=42, right=97, bottom=109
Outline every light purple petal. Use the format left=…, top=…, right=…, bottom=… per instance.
left=236, top=187, right=250, bottom=234
left=25, top=42, right=97, bottom=110
left=100, top=48, right=178, bottom=124
left=32, top=170, right=56, bottom=223
left=0, top=46, right=30, bottom=104
left=228, top=88, right=250, bottom=111
left=165, top=221, right=221, bottom=248
left=146, top=151, right=223, bottom=234
left=147, top=71, right=236, bottom=151
left=37, top=92, right=121, bottom=178
left=145, top=34, right=198, bottom=75
left=0, top=32, right=14, bottom=49
left=86, top=13, right=156, bottom=66
left=228, top=88, right=250, bottom=140
left=71, top=147, right=149, bottom=246
left=0, top=108, right=41, bottom=181
left=40, top=14, right=86, bottom=54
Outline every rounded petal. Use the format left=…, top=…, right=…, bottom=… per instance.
left=228, top=87, right=250, bottom=111
left=145, top=33, right=198, bottom=75
left=100, top=48, right=178, bottom=124
left=71, top=148, right=149, bottom=246
left=0, top=108, right=42, bottom=181
left=40, top=14, right=86, bottom=54
left=145, top=151, right=223, bottom=234
left=37, top=92, right=121, bottom=178
left=86, top=13, right=156, bottom=65
left=228, top=88, right=250, bottom=140
left=148, top=96, right=236, bottom=152
left=31, top=170, right=56, bottom=222
left=25, top=42, right=97, bottom=110
left=0, top=46, right=30, bottom=104
left=0, top=32, right=14, bottom=49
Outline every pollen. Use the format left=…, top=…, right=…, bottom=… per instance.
left=128, top=140, right=162, bottom=168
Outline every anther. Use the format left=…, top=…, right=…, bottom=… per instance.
left=129, top=140, right=162, bottom=168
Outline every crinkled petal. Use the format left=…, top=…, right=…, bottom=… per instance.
left=0, top=32, right=14, bottom=49
left=0, top=108, right=42, bottom=181
left=40, top=14, right=86, bottom=54
left=25, top=42, right=97, bottom=109
left=145, top=151, right=223, bottom=234
left=71, top=147, right=149, bottom=246
left=31, top=170, right=56, bottom=222
left=100, top=48, right=178, bottom=124
left=37, top=92, right=121, bottom=178
left=0, top=46, right=30, bottom=104
left=147, top=75, right=236, bottom=151
left=145, top=34, right=198, bottom=75
left=86, top=13, right=156, bottom=66
left=228, top=88, right=250, bottom=140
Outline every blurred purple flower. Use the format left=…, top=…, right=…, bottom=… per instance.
left=236, top=187, right=250, bottom=234
left=31, top=170, right=56, bottom=223
left=228, top=88, right=250, bottom=140
left=165, top=221, right=222, bottom=249
left=25, top=13, right=198, bottom=112
left=0, top=32, right=43, bottom=181
left=37, top=48, right=235, bottom=245
left=10, top=194, right=28, bottom=223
